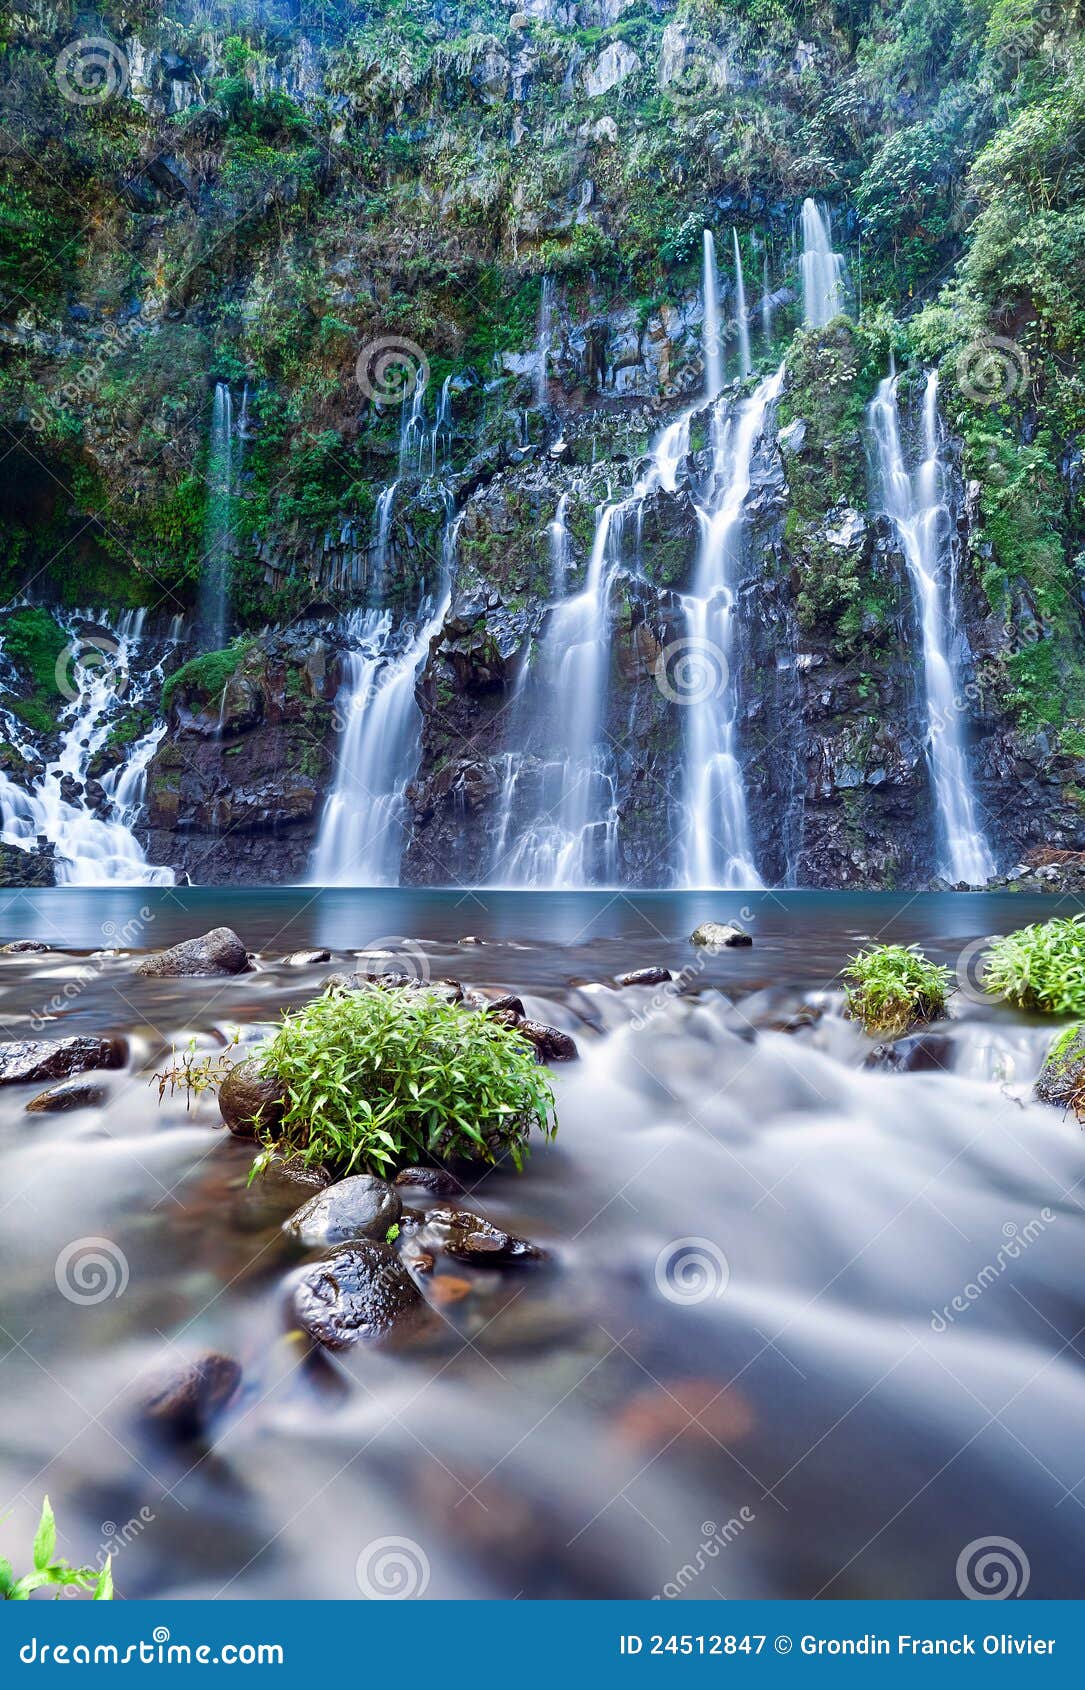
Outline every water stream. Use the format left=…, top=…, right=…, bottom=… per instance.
left=198, top=383, right=235, bottom=649
left=799, top=199, right=845, bottom=328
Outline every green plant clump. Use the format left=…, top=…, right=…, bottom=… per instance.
left=983, top=916, right=1085, bottom=1016
left=843, top=943, right=953, bottom=1035
left=254, top=987, right=557, bottom=1174
left=1, top=1498, right=113, bottom=1601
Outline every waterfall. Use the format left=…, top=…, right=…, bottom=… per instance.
left=761, top=253, right=773, bottom=345
left=310, top=506, right=459, bottom=885
left=868, top=372, right=995, bottom=885
left=426, top=374, right=454, bottom=475
left=198, top=383, right=234, bottom=648
left=679, top=365, right=786, bottom=889
left=0, top=610, right=176, bottom=885
left=535, top=277, right=554, bottom=409
left=732, top=230, right=751, bottom=378
left=800, top=199, right=845, bottom=328
left=548, top=492, right=571, bottom=595
left=399, top=371, right=428, bottom=476
left=372, top=482, right=398, bottom=601
left=702, top=231, right=723, bottom=397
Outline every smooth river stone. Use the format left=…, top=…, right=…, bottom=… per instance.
left=136, top=926, right=250, bottom=977
left=283, top=1173, right=401, bottom=1247
left=0, top=1036, right=126, bottom=1086
left=291, top=1242, right=423, bottom=1349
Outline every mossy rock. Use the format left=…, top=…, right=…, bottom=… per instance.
left=1035, top=1023, right=1085, bottom=1109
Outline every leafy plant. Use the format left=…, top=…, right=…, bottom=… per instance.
left=843, top=943, right=953, bottom=1035
left=152, top=1032, right=241, bottom=1109
left=0, top=1498, right=113, bottom=1601
left=983, top=916, right=1085, bottom=1015
left=253, top=987, right=556, bottom=1175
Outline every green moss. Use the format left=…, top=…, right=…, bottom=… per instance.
left=0, top=608, right=68, bottom=736
left=843, top=943, right=953, bottom=1036
left=984, top=917, right=1085, bottom=1016
left=161, top=641, right=255, bottom=715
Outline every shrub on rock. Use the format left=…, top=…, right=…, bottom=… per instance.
left=843, top=943, right=951, bottom=1035
left=983, top=916, right=1085, bottom=1015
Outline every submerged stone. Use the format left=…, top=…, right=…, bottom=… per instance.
left=25, top=1078, right=108, bottom=1112
left=137, top=1351, right=241, bottom=1443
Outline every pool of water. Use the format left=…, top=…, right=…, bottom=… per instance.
left=0, top=888, right=1082, bottom=1599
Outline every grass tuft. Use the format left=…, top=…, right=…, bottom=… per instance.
left=983, top=916, right=1085, bottom=1015
left=843, top=943, right=952, bottom=1036
left=254, top=986, right=556, bottom=1175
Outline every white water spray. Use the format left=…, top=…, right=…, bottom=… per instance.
left=800, top=199, right=845, bottom=328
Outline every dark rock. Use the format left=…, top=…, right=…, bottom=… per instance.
left=283, top=949, right=331, bottom=966
left=617, top=967, right=673, bottom=987
left=1036, top=1023, right=1085, bottom=1109
left=690, top=922, right=753, bottom=948
left=0, top=844, right=58, bottom=888
left=485, top=993, right=526, bottom=1019
left=218, top=1057, right=285, bottom=1138
left=0, top=1036, right=126, bottom=1086
left=865, top=1033, right=954, bottom=1074
left=26, top=1079, right=108, bottom=1112
left=0, top=939, right=55, bottom=954
left=424, top=1206, right=544, bottom=1265
left=395, top=1165, right=465, bottom=1196
left=249, top=1153, right=331, bottom=1205
left=136, top=926, right=250, bottom=978
left=137, top=1352, right=241, bottom=1442
left=518, top=1019, right=579, bottom=1062
left=283, top=1174, right=401, bottom=1248
left=291, top=1242, right=423, bottom=1349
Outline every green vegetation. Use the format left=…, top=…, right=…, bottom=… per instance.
left=843, top=943, right=953, bottom=1035
left=0, top=608, right=68, bottom=737
left=1, top=1498, right=113, bottom=1601
left=983, top=916, right=1085, bottom=1015
left=161, top=640, right=255, bottom=715
left=253, top=986, right=556, bottom=1175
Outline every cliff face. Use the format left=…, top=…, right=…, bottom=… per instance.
left=2, top=1, right=1084, bottom=888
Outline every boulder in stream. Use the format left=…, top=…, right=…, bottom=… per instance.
left=0, top=1036, right=126, bottom=1086
left=424, top=1206, right=545, bottom=1264
left=136, top=1351, right=242, bottom=1444
left=26, top=1078, right=108, bottom=1112
left=617, top=967, right=673, bottom=987
left=690, top=922, right=753, bottom=949
left=283, top=1173, right=401, bottom=1248
left=218, top=1056, right=286, bottom=1138
left=1036, top=1023, right=1085, bottom=1110
left=291, top=1241, right=423, bottom=1349
left=136, top=926, right=250, bottom=978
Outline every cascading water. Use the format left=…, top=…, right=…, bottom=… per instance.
left=679, top=365, right=786, bottom=890
left=732, top=229, right=752, bottom=378
left=310, top=509, right=459, bottom=886
left=399, top=371, right=428, bottom=475
left=869, top=372, right=995, bottom=885
left=372, top=482, right=398, bottom=600
left=548, top=492, right=571, bottom=595
left=799, top=198, right=845, bottom=328
left=535, top=277, right=554, bottom=409
left=702, top=230, right=723, bottom=396
left=198, top=383, right=234, bottom=648
left=761, top=253, right=774, bottom=344
left=0, top=610, right=177, bottom=885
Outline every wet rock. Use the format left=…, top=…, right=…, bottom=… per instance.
left=0, top=1036, right=126, bottom=1086
left=0, top=939, right=54, bottom=954
left=25, top=1078, right=108, bottom=1112
left=137, top=1351, right=241, bottom=1443
left=690, top=921, right=753, bottom=949
left=283, top=948, right=331, bottom=966
left=247, top=1153, right=331, bottom=1206
left=616, top=1379, right=754, bottom=1453
left=0, top=844, right=58, bottom=888
left=485, top=993, right=526, bottom=1019
left=394, top=1165, right=465, bottom=1197
left=1036, top=1023, right=1085, bottom=1109
left=424, top=1206, right=545, bottom=1265
left=283, top=1174, right=401, bottom=1248
left=617, top=967, right=673, bottom=987
left=517, top=1019, right=579, bottom=1061
left=136, top=926, right=250, bottom=978
left=292, top=1241, right=423, bottom=1348
left=865, top=1033, right=954, bottom=1074
left=218, top=1057, right=285, bottom=1138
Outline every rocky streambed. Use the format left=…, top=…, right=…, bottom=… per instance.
left=0, top=886, right=1083, bottom=1600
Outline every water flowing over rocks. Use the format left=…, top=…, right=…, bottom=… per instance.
left=291, top=1241, right=425, bottom=1349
